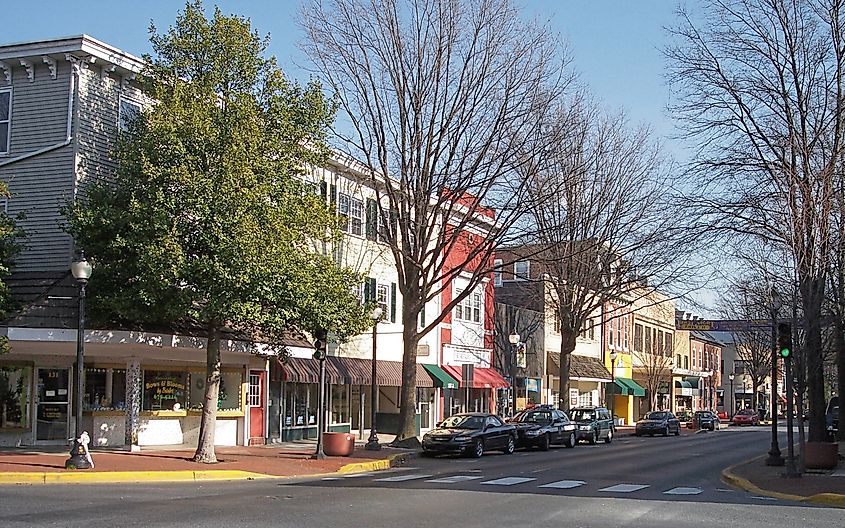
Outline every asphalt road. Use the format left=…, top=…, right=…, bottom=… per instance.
left=0, top=427, right=842, bottom=528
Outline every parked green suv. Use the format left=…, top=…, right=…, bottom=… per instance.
left=570, top=406, right=615, bottom=444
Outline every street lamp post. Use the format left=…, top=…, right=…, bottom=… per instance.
left=365, top=307, right=383, bottom=451
left=729, top=374, right=735, bottom=419
left=65, top=253, right=93, bottom=470
left=508, top=333, right=520, bottom=417
left=766, top=287, right=784, bottom=466
left=609, top=351, right=618, bottom=419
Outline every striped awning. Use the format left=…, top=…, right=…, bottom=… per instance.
left=442, top=365, right=510, bottom=388
left=275, top=357, right=433, bottom=387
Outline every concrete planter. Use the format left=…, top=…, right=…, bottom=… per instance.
left=322, top=432, right=355, bottom=457
left=804, top=441, right=838, bottom=470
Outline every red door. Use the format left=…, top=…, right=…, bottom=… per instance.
left=248, top=371, right=265, bottom=445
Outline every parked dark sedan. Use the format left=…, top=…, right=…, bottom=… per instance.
left=635, top=410, right=682, bottom=437
left=421, top=413, right=516, bottom=457
left=694, top=410, right=720, bottom=431
left=509, top=407, right=577, bottom=450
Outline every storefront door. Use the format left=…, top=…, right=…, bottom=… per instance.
left=35, top=368, right=70, bottom=443
left=248, top=371, right=265, bottom=444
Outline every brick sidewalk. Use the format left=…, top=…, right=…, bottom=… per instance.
left=0, top=443, right=409, bottom=478
left=726, top=454, right=845, bottom=499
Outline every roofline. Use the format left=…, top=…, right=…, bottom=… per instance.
left=0, top=34, right=145, bottom=73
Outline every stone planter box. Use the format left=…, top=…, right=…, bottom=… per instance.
left=804, top=441, right=838, bottom=470
left=322, top=432, right=355, bottom=456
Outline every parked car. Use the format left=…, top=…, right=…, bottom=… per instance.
left=569, top=406, right=614, bottom=444
left=732, top=408, right=760, bottom=426
left=635, top=410, right=682, bottom=437
left=826, top=396, right=839, bottom=441
left=421, top=413, right=516, bottom=457
left=694, top=410, right=720, bottom=431
left=717, top=410, right=728, bottom=420
left=509, top=406, right=577, bottom=450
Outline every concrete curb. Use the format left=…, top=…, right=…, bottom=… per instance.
left=0, top=469, right=275, bottom=485
left=0, top=451, right=413, bottom=485
left=721, top=456, right=845, bottom=508
left=338, top=451, right=417, bottom=474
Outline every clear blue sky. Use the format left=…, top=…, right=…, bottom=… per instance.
left=4, top=0, right=711, bottom=311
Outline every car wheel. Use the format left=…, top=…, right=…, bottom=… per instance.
left=604, top=429, right=613, bottom=443
left=471, top=439, right=484, bottom=458
left=539, top=434, right=550, bottom=451
left=663, top=426, right=670, bottom=437
left=565, top=432, right=576, bottom=448
left=503, top=436, right=515, bottom=455
left=589, top=429, right=598, bottom=445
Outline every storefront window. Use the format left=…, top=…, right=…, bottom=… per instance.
left=143, top=370, right=189, bottom=411
left=83, top=368, right=127, bottom=411
left=188, top=371, right=242, bottom=411
left=284, top=383, right=310, bottom=427
left=330, top=385, right=350, bottom=424
left=0, top=366, right=30, bottom=428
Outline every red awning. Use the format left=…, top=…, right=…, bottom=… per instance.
left=442, top=365, right=510, bottom=389
left=273, top=357, right=433, bottom=387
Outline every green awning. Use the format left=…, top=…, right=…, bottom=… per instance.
left=684, top=376, right=701, bottom=389
left=611, top=378, right=630, bottom=396
left=619, top=377, right=646, bottom=397
left=422, top=364, right=459, bottom=389
left=675, top=380, right=692, bottom=389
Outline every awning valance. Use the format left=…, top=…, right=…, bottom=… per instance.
left=275, top=357, right=433, bottom=387
left=442, top=365, right=510, bottom=388
left=422, top=364, right=459, bottom=389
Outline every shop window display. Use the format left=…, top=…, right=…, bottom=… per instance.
left=0, top=366, right=30, bottom=428
left=83, top=368, right=127, bottom=411
left=188, top=370, right=242, bottom=411
left=330, top=385, right=350, bottom=423
left=142, top=370, right=189, bottom=411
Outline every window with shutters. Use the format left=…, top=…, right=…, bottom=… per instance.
left=337, top=193, right=364, bottom=235
left=376, top=284, right=390, bottom=318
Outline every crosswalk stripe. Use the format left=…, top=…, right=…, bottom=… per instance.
left=373, top=473, right=433, bottom=482
left=598, top=484, right=650, bottom=493
left=539, top=480, right=586, bottom=489
left=664, top=487, right=702, bottom=495
left=480, top=477, right=536, bottom=486
left=426, top=475, right=484, bottom=483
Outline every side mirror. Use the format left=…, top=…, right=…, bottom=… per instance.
left=435, top=422, right=442, bottom=428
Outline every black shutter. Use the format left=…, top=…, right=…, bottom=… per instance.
left=419, top=305, right=426, bottom=328
left=364, top=277, right=374, bottom=303
left=369, top=277, right=377, bottom=305
left=330, top=184, right=337, bottom=205
left=320, top=181, right=327, bottom=202
left=390, top=282, right=397, bottom=322
left=365, top=198, right=378, bottom=240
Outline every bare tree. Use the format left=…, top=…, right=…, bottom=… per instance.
left=666, top=0, right=845, bottom=442
left=633, top=344, right=674, bottom=414
left=300, top=0, right=571, bottom=445
left=521, top=98, right=697, bottom=412
left=493, top=302, right=543, bottom=416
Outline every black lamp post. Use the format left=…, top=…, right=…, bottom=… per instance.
left=729, top=373, right=735, bottom=418
left=508, top=333, right=520, bottom=417
left=312, top=331, right=328, bottom=460
left=365, top=307, right=383, bottom=451
left=609, top=351, right=618, bottom=419
left=766, top=287, right=784, bottom=466
left=65, top=253, right=93, bottom=470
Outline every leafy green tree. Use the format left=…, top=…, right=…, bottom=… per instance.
left=0, top=180, right=23, bottom=354
left=65, top=1, right=368, bottom=463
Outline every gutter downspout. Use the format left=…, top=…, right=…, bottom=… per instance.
left=0, top=56, right=77, bottom=169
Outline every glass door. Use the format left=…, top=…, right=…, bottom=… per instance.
left=35, top=368, right=70, bottom=442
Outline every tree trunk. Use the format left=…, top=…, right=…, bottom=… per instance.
left=557, top=330, right=577, bottom=412
left=193, top=324, right=221, bottom=463
left=802, top=280, right=827, bottom=442
left=392, top=300, right=421, bottom=448
left=837, top=320, right=845, bottom=442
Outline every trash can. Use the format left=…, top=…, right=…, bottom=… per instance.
left=322, top=432, right=355, bottom=456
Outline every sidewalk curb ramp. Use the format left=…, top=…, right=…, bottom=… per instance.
left=338, top=451, right=416, bottom=474
left=721, top=456, right=845, bottom=508
left=0, top=451, right=414, bottom=485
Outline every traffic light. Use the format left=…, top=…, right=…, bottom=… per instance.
left=777, top=323, right=792, bottom=359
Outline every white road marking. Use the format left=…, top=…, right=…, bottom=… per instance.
left=715, top=488, right=735, bottom=493
left=664, top=487, right=703, bottom=495
left=539, top=480, right=586, bottom=489
left=373, top=473, right=433, bottom=482
left=751, top=496, right=779, bottom=501
left=481, top=477, right=537, bottom=486
left=321, top=477, right=343, bottom=481
left=426, top=475, right=484, bottom=483
left=598, top=484, right=650, bottom=493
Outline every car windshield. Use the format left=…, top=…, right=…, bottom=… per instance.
left=738, top=409, right=753, bottom=415
left=645, top=412, right=668, bottom=420
left=440, top=415, right=484, bottom=429
left=569, top=409, right=594, bottom=422
left=516, top=411, right=552, bottom=424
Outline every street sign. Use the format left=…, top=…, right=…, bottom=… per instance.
left=674, top=319, right=771, bottom=332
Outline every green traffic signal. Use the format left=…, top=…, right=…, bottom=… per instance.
left=779, top=347, right=791, bottom=358
left=777, top=323, right=792, bottom=359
